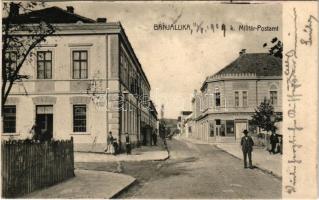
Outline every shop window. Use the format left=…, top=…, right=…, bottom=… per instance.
left=226, top=120, right=234, bottom=135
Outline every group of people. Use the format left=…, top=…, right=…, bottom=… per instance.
left=269, top=131, right=283, bottom=155
left=104, top=131, right=131, bottom=155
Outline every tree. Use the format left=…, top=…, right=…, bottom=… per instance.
left=251, top=98, right=282, bottom=133
left=263, top=37, right=283, bottom=58
left=2, top=2, right=55, bottom=114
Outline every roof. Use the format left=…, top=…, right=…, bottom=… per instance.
left=3, top=6, right=96, bottom=24
left=214, top=53, right=282, bottom=77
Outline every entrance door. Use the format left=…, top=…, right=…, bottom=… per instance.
left=36, top=105, right=53, bottom=141
left=235, top=122, right=247, bottom=140
left=215, top=125, right=220, bottom=136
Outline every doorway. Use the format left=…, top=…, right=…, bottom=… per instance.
left=36, top=105, right=53, bottom=141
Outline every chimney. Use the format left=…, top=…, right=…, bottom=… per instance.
left=97, top=18, right=107, bottom=23
left=9, top=3, right=19, bottom=17
left=66, top=6, right=74, bottom=13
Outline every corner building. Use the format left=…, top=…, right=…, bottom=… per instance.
left=2, top=6, right=157, bottom=151
left=189, top=53, right=282, bottom=142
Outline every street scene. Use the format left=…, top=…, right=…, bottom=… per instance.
left=2, top=1, right=283, bottom=199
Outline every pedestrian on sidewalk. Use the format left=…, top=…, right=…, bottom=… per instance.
left=125, top=132, right=131, bottom=155
left=241, top=129, right=254, bottom=169
left=105, top=131, right=115, bottom=154
left=152, top=130, right=157, bottom=146
left=269, top=129, right=279, bottom=154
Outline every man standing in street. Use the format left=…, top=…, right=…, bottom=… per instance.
left=125, top=132, right=131, bottom=155
left=241, top=129, right=254, bottom=169
left=269, top=129, right=279, bottom=154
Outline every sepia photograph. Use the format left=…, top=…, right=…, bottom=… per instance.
left=1, top=1, right=317, bottom=199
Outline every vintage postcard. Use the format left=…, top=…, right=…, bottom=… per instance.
left=1, top=0, right=318, bottom=199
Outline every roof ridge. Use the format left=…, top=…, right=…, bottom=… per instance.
left=50, top=6, right=96, bottom=23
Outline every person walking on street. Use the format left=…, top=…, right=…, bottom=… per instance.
left=270, top=129, right=279, bottom=154
left=125, top=132, right=131, bottom=154
left=241, top=129, right=254, bottom=169
left=152, top=131, right=157, bottom=146
left=105, top=131, right=115, bottom=154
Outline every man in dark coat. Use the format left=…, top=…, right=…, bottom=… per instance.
left=125, top=132, right=131, bottom=155
left=269, top=130, right=279, bottom=154
left=241, top=129, right=254, bottom=169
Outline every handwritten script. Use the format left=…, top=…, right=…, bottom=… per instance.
left=284, top=7, right=318, bottom=194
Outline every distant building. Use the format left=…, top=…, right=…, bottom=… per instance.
left=2, top=6, right=157, bottom=151
left=177, top=111, right=192, bottom=137
left=189, top=53, right=282, bottom=142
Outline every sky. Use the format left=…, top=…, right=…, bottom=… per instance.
left=48, top=1, right=282, bottom=119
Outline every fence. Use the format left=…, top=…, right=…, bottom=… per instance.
left=1, top=138, right=74, bottom=198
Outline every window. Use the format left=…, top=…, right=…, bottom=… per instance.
left=3, top=106, right=16, bottom=133
left=37, top=51, right=52, bottom=79
left=5, top=52, right=17, bottom=72
left=215, top=92, right=221, bottom=107
left=235, top=91, right=239, bottom=107
left=72, top=51, right=88, bottom=79
left=270, top=91, right=278, bottom=106
left=73, top=105, right=87, bottom=132
left=226, top=120, right=234, bottom=135
left=209, top=123, right=214, bottom=136
left=242, top=91, right=248, bottom=107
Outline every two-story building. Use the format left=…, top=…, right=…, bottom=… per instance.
left=2, top=5, right=157, bottom=151
left=190, top=52, right=282, bottom=142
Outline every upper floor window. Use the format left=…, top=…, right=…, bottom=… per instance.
left=242, top=91, right=248, bottom=107
left=270, top=91, right=278, bottom=106
left=5, top=52, right=17, bottom=72
left=215, top=92, right=221, bottom=107
left=72, top=51, right=88, bottom=79
left=37, top=51, right=52, bottom=79
left=73, top=105, right=87, bottom=132
left=235, top=91, right=239, bottom=107
left=3, top=105, right=16, bottom=133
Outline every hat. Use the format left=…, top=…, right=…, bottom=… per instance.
left=243, top=130, right=248, bottom=134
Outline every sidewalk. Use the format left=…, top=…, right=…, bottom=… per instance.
left=178, top=136, right=282, bottom=178
left=24, top=170, right=136, bottom=199
left=75, top=145, right=169, bottom=163
left=216, top=143, right=282, bottom=178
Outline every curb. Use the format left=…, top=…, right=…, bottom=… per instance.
left=110, top=178, right=137, bottom=199
left=214, top=145, right=282, bottom=180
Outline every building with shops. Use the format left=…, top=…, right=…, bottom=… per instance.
left=2, top=6, right=158, bottom=151
left=189, top=53, right=282, bottom=143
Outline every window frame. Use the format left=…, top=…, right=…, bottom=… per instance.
left=37, top=51, right=53, bottom=79
left=72, top=50, right=88, bottom=79
left=215, top=92, right=221, bottom=107
left=234, top=91, right=240, bottom=107
left=3, top=105, right=16, bottom=134
left=4, top=51, right=18, bottom=73
left=73, top=104, right=87, bottom=133
left=269, top=90, right=278, bottom=106
left=242, top=91, right=248, bottom=107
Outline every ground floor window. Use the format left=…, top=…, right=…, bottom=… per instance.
left=226, top=120, right=234, bottom=135
left=3, top=105, right=16, bottom=133
left=209, top=123, right=214, bottom=136
left=73, top=105, right=87, bottom=132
